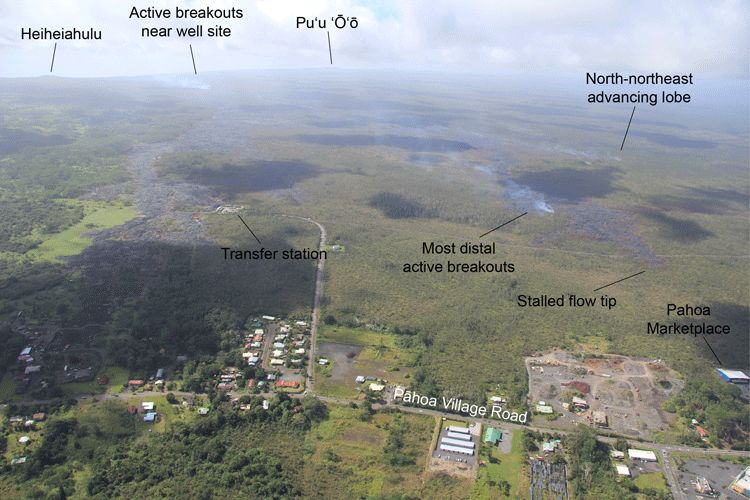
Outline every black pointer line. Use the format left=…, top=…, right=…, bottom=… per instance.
left=479, top=212, right=527, bottom=238
left=620, top=106, right=636, bottom=150
left=592, top=270, right=644, bottom=292
left=189, top=44, right=197, bottom=74
left=237, top=215, right=261, bottom=244
left=50, top=43, right=57, bottom=72
left=702, top=337, right=722, bottom=365
left=327, top=31, right=333, bottom=64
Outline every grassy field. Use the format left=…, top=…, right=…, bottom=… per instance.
left=24, top=199, right=136, bottom=261
left=471, top=430, right=526, bottom=499
left=0, top=372, right=20, bottom=402
left=313, top=364, right=360, bottom=399
left=103, top=366, right=130, bottom=394
left=63, top=379, right=107, bottom=397
left=633, top=472, right=669, bottom=491
left=442, top=418, right=467, bottom=428
left=303, top=405, right=434, bottom=498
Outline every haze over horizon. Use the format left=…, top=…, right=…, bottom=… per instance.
left=1, top=0, right=748, bottom=79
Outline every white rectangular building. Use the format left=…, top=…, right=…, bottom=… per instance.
left=439, top=444, right=474, bottom=455
left=446, top=431, right=472, bottom=441
left=628, top=449, right=657, bottom=462
left=615, top=465, right=631, bottom=476
left=441, top=437, right=475, bottom=449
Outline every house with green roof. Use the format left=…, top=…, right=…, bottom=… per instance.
left=542, top=441, right=557, bottom=453
left=484, top=427, right=502, bottom=445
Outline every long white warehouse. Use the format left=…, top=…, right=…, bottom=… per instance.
left=628, top=449, right=657, bottom=462
left=441, top=437, right=475, bottom=449
left=439, top=444, right=474, bottom=455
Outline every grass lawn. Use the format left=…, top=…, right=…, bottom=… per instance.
left=103, top=366, right=130, bottom=394
left=472, top=430, right=526, bottom=499
left=313, top=364, right=360, bottom=399
left=442, top=418, right=467, bottom=428
left=277, top=384, right=306, bottom=394
left=318, top=324, right=391, bottom=346
left=24, top=200, right=136, bottom=261
left=63, top=379, right=106, bottom=397
left=313, top=405, right=388, bottom=455
left=634, top=472, right=668, bottom=491
left=0, top=372, right=20, bottom=402
left=304, top=405, right=433, bottom=497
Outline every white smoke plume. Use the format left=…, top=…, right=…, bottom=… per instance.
left=153, top=74, right=210, bottom=90
left=503, top=177, right=554, bottom=214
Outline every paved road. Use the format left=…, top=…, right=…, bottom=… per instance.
left=661, top=447, right=686, bottom=500
left=280, top=215, right=327, bottom=387
left=9, top=385, right=750, bottom=477
left=261, top=323, right=278, bottom=371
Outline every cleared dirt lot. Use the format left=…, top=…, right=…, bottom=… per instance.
left=526, top=350, right=683, bottom=438
left=317, top=341, right=411, bottom=393
left=318, top=341, right=364, bottom=384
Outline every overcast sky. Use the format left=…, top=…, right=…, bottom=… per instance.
left=0, top=0, right=747, bottom=79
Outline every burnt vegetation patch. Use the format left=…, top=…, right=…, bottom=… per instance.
left=369, top=192, right=437, bottom=219
left=630, top=130, right=716, bottom=149
left=688, top=186, right=750, bottom=208
left=644, top=194, right=733, bottom=215
left=513, top=166, right=626, bottom=202
left=640, top=209, right=714, bottom=242
left=0, top=127, right=75, bottom=156
left=156, top=151, right=320, bottom=196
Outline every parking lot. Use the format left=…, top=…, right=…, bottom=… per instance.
left=627, top=458, right=663, bottom=478
left=431, top=425, right=478, bottom=466
left=673, top=458, right=747, bottom=500
left=496, top=429, right=513, bottom=454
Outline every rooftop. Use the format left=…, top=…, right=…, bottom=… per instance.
left=717, top=368, right=750, bottom=380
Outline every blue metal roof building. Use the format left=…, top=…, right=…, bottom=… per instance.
left=717, top=369, right=750, bottom=384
